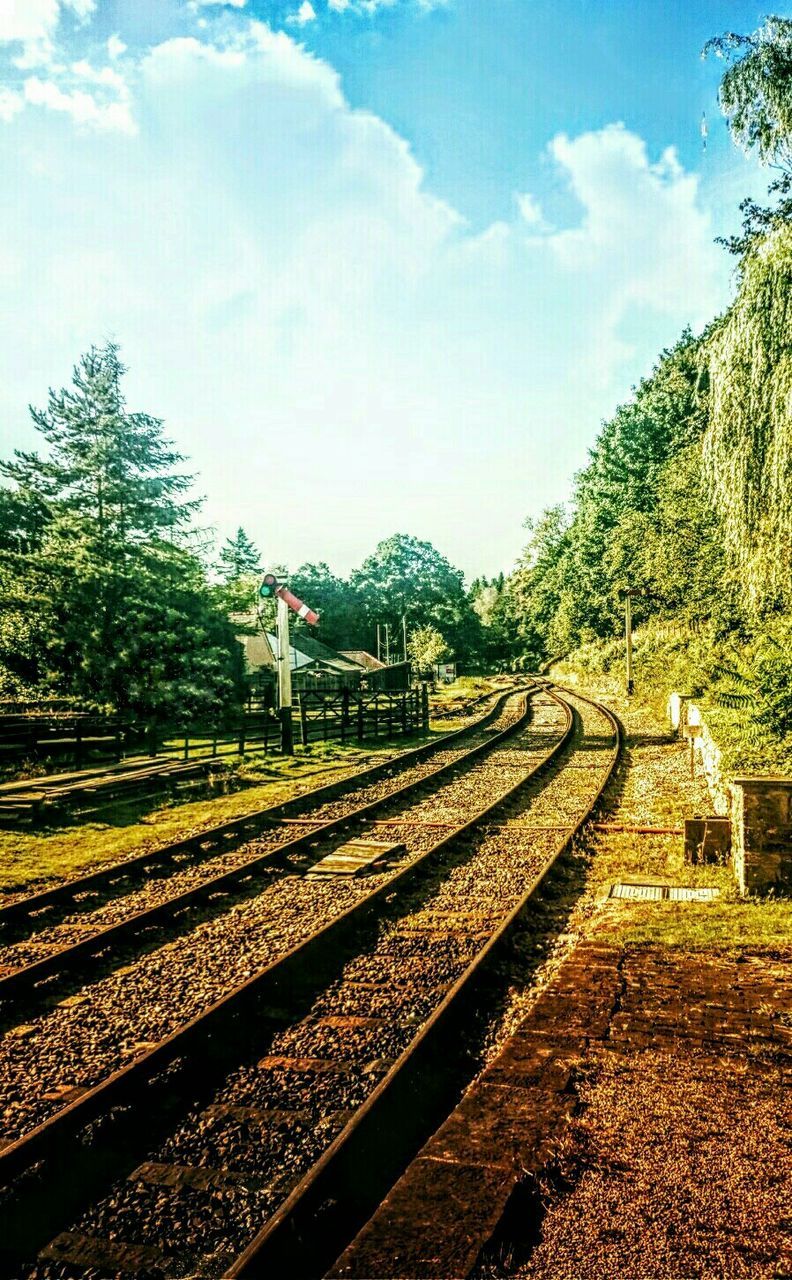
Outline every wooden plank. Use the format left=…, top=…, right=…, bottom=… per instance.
left=307, top=838, right=405, bottom=877
left=41, top=1231, right=170, bottom=1272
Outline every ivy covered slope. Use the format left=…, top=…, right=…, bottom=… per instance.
left=509, top=222, right=792, bottom=773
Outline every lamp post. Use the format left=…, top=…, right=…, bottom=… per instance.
left=625, top=590, right=634, bottom=696
left=621, top=588, right=651, bottom=696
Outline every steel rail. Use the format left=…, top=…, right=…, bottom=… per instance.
left=0, top=689, right=517, bottom=936
left=0, top=690, right=534, bottom=1012
left=225, top=688, right=621, bottom=1280
left=0, top=689, right=560, bottom=1266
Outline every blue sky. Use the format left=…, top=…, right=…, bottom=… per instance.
left=0, top=0, right=781, bottom=578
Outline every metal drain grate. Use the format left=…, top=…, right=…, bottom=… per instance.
left=667, top=885, right=720, bottom=902
left=610, top=882, right=720, bottom=902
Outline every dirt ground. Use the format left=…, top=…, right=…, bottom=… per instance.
left=505, top=945, right=792, bottom=1280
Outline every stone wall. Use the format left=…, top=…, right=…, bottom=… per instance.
left=731, top=777, right=792, bottom=895
left=669, top=693, right=792, bottom=895
left=667, top=695, right=729, bottom=816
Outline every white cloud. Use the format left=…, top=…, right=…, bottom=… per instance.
left=288, top=1, right=317, bottom=25
left=0, top=26, right=729, bottom=577
left=0, top=85, right=21, bottom=119
left=0, top=0, right=58, bottom=43
left=23, top=69, right=135, bottom=132
left=107, top=34, right=126, bottom=59
left=0, top=0, right=93, bottom=43
left=515, top=191, right=545, bottom=226
left=326, top=0, right=447, bottom=12
left=66, top=0, right=95, bottom=18
left=539, top=123, right=721, bottom=385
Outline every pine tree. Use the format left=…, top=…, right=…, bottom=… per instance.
left=0, top=343, right=240, bottom=720
left=218, top=528, right=261, bottom=582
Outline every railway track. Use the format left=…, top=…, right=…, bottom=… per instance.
left=0, top=686, right=515, bottom=926
left=0, top=685, right=619, bottom=1278
left=0, top=688, right=524, bottom=1016
left=0, top=686, right=542, bottom=1269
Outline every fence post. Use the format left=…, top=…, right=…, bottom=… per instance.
left=300, top=696, right=309, bottom=748
left=114, top=726, right=122, bottom=763
left=401, top=692, right=408, bottom=735
left=357, top=694, right=364, bottom=743
left=341, top=689, right=349, bottom=744
left=212, top=727, right=218, bottom=758
left=322, top=699, right=328, bottom=742
left=75, top=725, right=84, bottom=771
left=238, top=720, right=246, bottom=756
left=421, top=683, right=430, bottom=730
left=387, top=696, right=393, bottom=739
left=374, top=694, right=379, bottom=740
left=184, top=734, right=189, bottom=761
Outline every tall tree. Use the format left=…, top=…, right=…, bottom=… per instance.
left=288, top=562, right=364, bottom=651
left=0, top=343, right=241, bottom=720
left=218, top=527, right=261, bottom=582
left=351, top=533, right=474, bottom=659
left=407, top=625, right=448, bottom=677
left=705, top=18, right=792, bottom=254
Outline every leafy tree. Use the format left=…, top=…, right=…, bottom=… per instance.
left=351, top=533, right=473, bottom=659
left=288, top=561, right=365, bottom=651
left=214, top=528, right=262, bottom=616
left=506, top=330, right=728, bottom=663
left=407, top=624, right=448, bottom=677
left=470, top=575, right=521, bottom=671
left=705, top=18, right=792, bottom=254
left=704, top=226, right=792, bottom=612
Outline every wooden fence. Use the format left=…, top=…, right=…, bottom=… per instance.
left=0, top=687, right=430, bottom=775
left=295, top=687, right=428, bottom=746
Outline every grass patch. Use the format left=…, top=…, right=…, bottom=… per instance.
left=0, top=731, right=444, bottom=896
left=430, top=676, right=499, bottom=706
left=547, top=670, right=792, bottom=953
left=585, top=830, right=792, bottom=950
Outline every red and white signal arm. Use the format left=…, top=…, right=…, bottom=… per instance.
left=277, top=584, right=320, bottom=627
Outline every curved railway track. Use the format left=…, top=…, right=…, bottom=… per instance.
left=0, top=685, right=620, bottom=1279
left=0, top=688, right=526, bottom=1015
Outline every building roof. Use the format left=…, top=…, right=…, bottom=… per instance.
left=339, top=650, right=386, bottom=671
left=266, top=632, right=362, bottom=674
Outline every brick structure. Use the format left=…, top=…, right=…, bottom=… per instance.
left=730, top=777, right=792, bottom=895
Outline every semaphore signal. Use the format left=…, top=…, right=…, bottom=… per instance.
left=259, top=571, right=320, bottom=755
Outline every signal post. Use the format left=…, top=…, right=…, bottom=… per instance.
left=259, top=571, right=319, bottom=756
